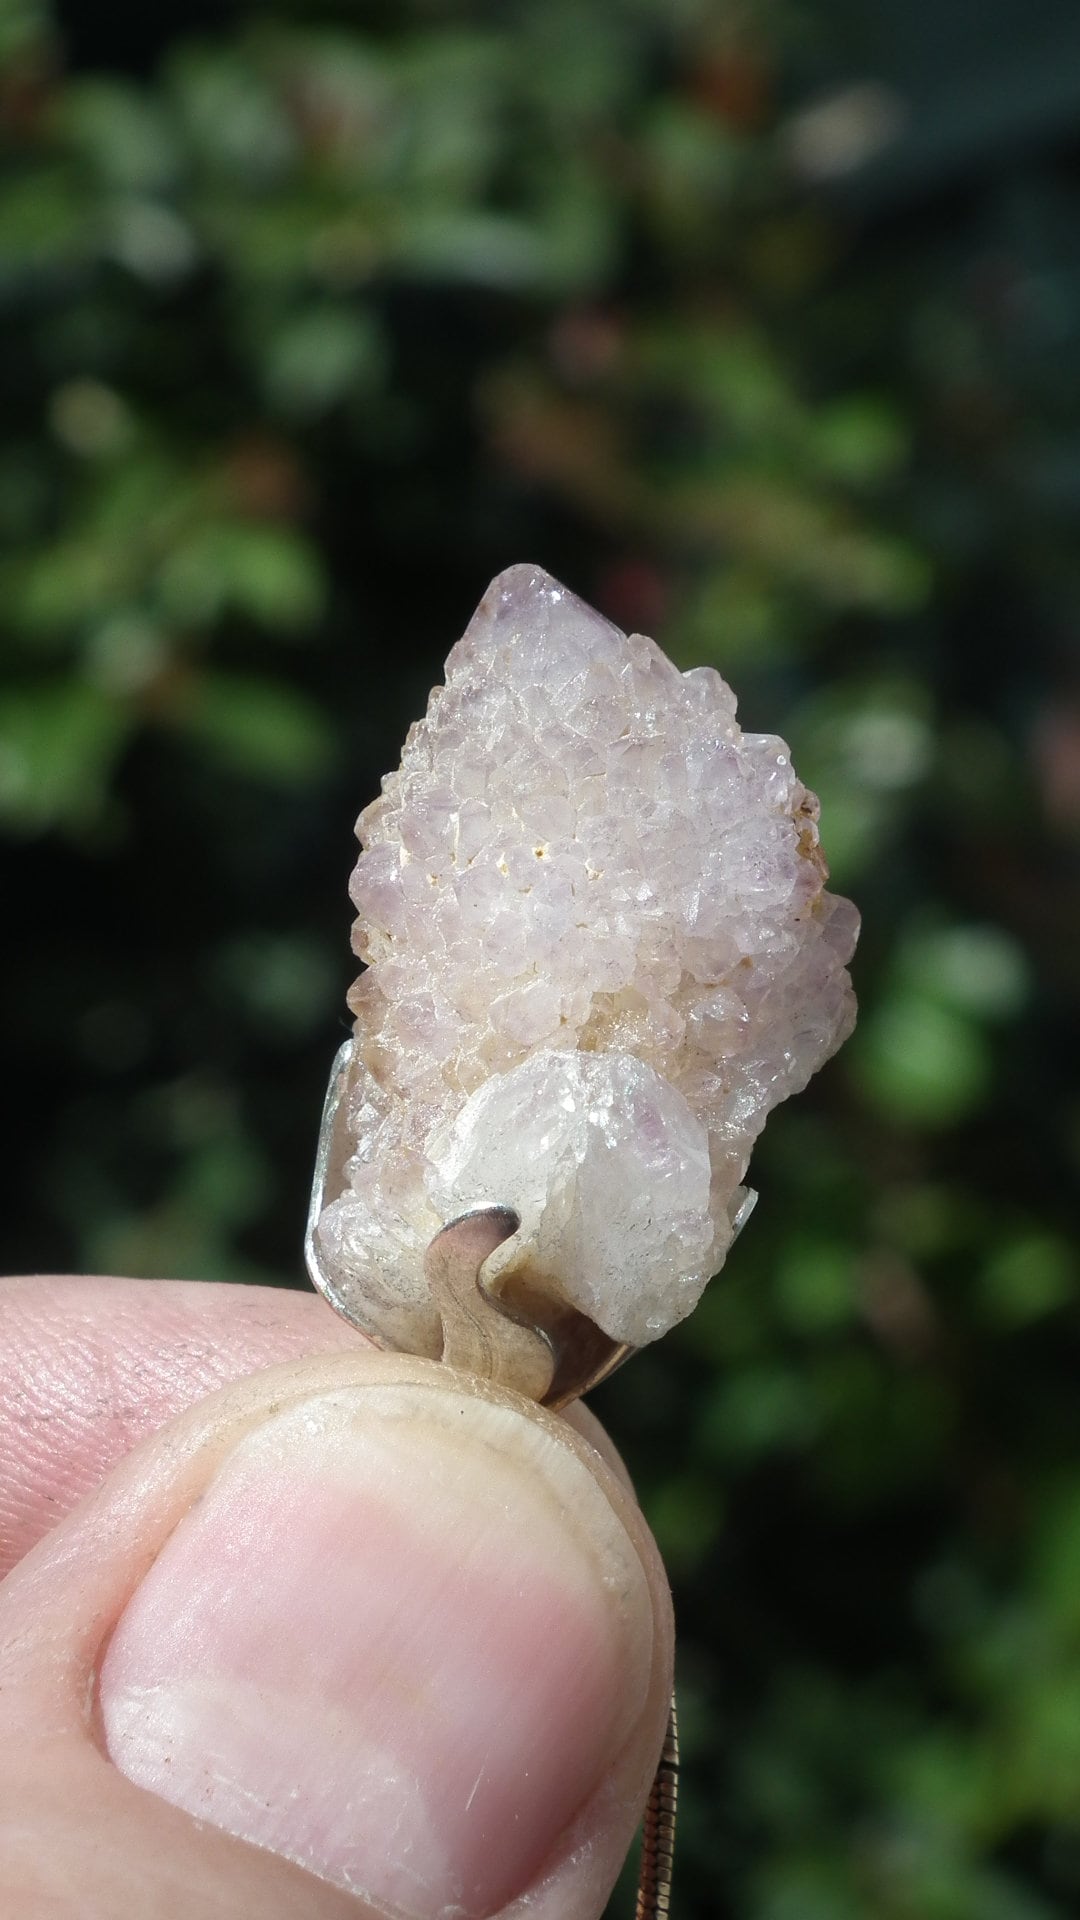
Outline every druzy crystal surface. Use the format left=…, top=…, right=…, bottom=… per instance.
left=316, top=565, right=858, bottom=1349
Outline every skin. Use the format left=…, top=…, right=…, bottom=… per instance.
left=0, top=1276, right=673, bottom=1920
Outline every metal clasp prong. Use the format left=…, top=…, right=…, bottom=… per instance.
left=423, top=1204, right=637, bottom=1410
left=304, top=1041, right=635, bottom=1410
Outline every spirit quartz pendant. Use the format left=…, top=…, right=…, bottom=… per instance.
left=305, top=564, right=858, bottom=1918
left=306, top=564, right=858, bottom=1403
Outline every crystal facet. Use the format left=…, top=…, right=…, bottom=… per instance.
left=315, top=564, right=859, bottom=1349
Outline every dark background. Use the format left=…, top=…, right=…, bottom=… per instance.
left=3, top=1, right=1080, bottom=1913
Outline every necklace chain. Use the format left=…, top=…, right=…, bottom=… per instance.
left=635, top=1691, right=679, bottom=1920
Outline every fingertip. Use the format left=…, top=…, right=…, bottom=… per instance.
left=0, top=1274, right=365, bottom=1574
left=2, top=1349, right=672, bottom=1920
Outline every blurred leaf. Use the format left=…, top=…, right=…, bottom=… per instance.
left=82, top=1077, right=272, bottom=1281
left=979, top=1233, right=1074, bottom=1326
left=900, top=924, right=1030, bottom=1022
left=259, top=305, right=385, bottom=418
left=170, top=669, right=335, bottom=783
left=398, top=199, right=613, bottom=292
left=214, top=929, right=339, bottom=1037
left=58, top=79, right=181, bottom=192
left=886, top=1728, right=991, bottom=1845
left=1033, top=1486, right=1080, bottom=1636
left=12, top=534, right=134, bottom=637
left=773, top=1234, right=858, bottom=1335
left=49, top=377, right=134, bottom=458
left=154, top=524, right=325, bottom=633
left=811, top=397, right=911, bottom=487
left=0, top=679, right=127, bottom=831
left=674, top=567, right=799, bottom=669
left=168, top=42, right=296, bottom=183
left=0, top=0, right=52, bottom=62
left=699, top=1362, right=819, bottom=1459
left=1004, top=1668, right=1080, bottom=1826
left=752, top=1857, right=865, bottom=1920
left=646, top=1471, right=725, bottom=1573
left=854, top=991, right=992, bottom=1127
left=0, top=167, right=89, bottom=279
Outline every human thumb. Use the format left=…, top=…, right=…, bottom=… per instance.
left=0, top=1347, right=672, bottom=1920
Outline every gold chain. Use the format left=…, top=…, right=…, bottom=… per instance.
left=635, top=1690, right=679, bottom=1919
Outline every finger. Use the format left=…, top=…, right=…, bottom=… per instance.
left=0, top=1273, right=365, bottom=1576
left=0, top=1275, right=628, bottom=1580
left=0, top=1347, right=673, bottom=1920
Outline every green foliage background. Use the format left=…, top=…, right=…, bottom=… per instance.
left=3, top=0, right=1080, bottom=1912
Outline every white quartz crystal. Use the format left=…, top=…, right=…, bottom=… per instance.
left=316, top=564, right=858, bottom=1349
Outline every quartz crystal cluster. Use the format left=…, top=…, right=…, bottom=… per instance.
left=315, top=565, right=858, bottom=1350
